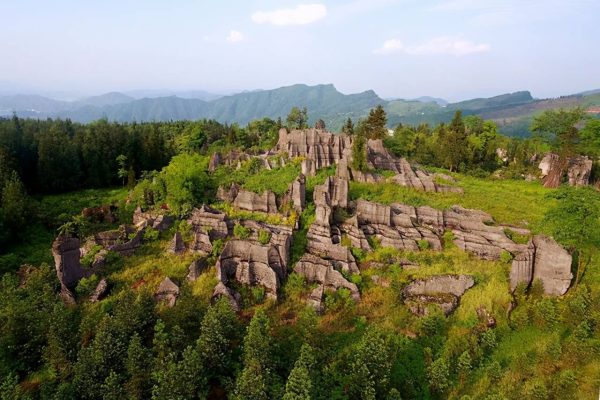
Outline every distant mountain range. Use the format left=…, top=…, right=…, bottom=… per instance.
left=1, top=84, right=599, bottom=137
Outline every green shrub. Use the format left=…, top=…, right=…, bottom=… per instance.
left=80, top=245, right=103, bottom=268
left=251, top=286, right=266, bottom=304
left=143, top=228, right=159, bottom=242
left=178, top=220, right=193, bottom=242
left=499, top=250, right=514, bottom=263
left=211, top=239, right=224, bottom=257
left=257, top=229, right=271, bottom=245
left=233, top=223, right=251, bottom=239
left=417, top=239, right=430, bottom=250
left=442, top=231, right=456, bottom=248
left=503, top=228, right=530, bottom=244
left=75, top=274, right=100, bottom=298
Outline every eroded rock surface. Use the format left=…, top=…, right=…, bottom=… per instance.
left=187, top=205, right=232, bottom=241
left=169, top=232, right=185, bottom=254
left=155, top=277, right=179, bottom=307
left=539, top=153, right=593, bottom=188
left=52, top=236, right=87, bottom=290
left=233, top=189, right=278, bottom=214
left=403, top=275, right=475, bottom=316
left=89, top=278, right=109, bottom=303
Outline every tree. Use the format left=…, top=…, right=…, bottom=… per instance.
left=342, top=117, right=355, bottom=135
left=427, top=357, right=451, bottom=394
left=125, top=333, right=151, bottom=399
left=283, top=343, right=316, bottom=400
left=436, top=111, right=469, bottom=171
left=116, top=154, right=128, bottom=187
left=314, top=119, right=326, bottom=130
left=101, top=370, right=126, bottom=400
left=352, top=123, right=368, bottom=171
left=196, top=297, right=238, bottom=379
left=365, top=105, right=388, bottom=139
left=579, top=118, right=600, bottom=157
left=347, top=327, right=392, bottom=399
left=542, top=186, right=600, bottom=286
left=286, top=107, right=308, bottom=130
left=531, top=108, right=587, bottom=158
left=0, top=171, right=27, bottom=241
left=234, top=309, right=275, bottom=399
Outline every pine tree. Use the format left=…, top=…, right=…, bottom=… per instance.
left=283, top=344, right=316, bottom=400
left=342, top=117, right=355, bottom=135
left=365, top=105, right=388, bottom=139
left=125, top=333, right=151, bottom=399
left=348, top=327, right=392, bottom=399
left=352, top=124, right=368, bottom=171
left=101, top=370, right=126, bottom=400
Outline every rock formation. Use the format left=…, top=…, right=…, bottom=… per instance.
left=217, top=183, right=240, bottom=203
left=187, top=204, right=232, bottom=240
left=52, top=235, right=87, bottom=290
left=233, top=189, right=278, bottom=214
left=215, top=240, right=286, bottom=300
left=212, top=282, right=241, bottom=312
left=403, top=275, right=475, bottom=316
left=208, top=150, right=250, bottom=172
left=89, top=278, right=109, bottom=303
left=132, top=207, right=173, bottom=231
left=276, top=128, right=352, bottom=170
left=155, top=277, right=180, bottom=307
left=539, top=153, right=594, bottom=188
left=82, top=205, right=116, bottom=224
left=282, top=174, right=306, bottom=212
left=169, top=232, right=185, bottom=254
left=187, top=258, right=208, bottom=281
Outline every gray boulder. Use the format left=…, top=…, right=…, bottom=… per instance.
left=233, top=189, right=278, bottom=214
left=169, top=232, right=185, bottom=254
left=89, top=278, right=109, bottom=303
left=155, top=277, right=180, bottom=307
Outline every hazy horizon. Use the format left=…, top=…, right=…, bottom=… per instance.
left=2, top=0, right=599, bottom=102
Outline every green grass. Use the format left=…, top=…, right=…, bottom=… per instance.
left=349, top=173, right=557, bottom=229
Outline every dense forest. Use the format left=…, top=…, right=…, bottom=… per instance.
left=1, top=106, right=600, bottom=399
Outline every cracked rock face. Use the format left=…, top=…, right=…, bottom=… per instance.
left=282, top=174, right=306, bottom=212
left=403, top=275, right=475, bottom=316
left=215, top=240, right=286, bottom=300
left=538, top=153, right=593, bottom=188
left=52, top=236, right=86, bottom=290
left=187, top=205, right=232, bottom=240
left=155, top=277, right=180, bottom=307
left=233, top=189, right=278, bottom=214
left=169, top=232, right=186, bottom=254
left=276, top=128, right=351, bottom=171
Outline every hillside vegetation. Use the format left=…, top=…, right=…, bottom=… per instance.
left=0, top=106, right=599, bottom=399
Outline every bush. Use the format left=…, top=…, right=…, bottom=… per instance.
left=143, top=228, right=159, bottom=242
left=75, top=274, right=100, bottom=298
left=499, top=250, right=513, bottom=264
left=233, top=223, right=251, bottom=239
left=257, top=229, right=271, bottom=245
left=80, top=245, right=103, bottom=268
left=417, top=239, right=430, bottom=250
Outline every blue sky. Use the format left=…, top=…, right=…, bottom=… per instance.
left=1, top=0, right=599, bottom=101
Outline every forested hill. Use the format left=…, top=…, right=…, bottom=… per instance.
left=2, top=84, right=600, bottom=136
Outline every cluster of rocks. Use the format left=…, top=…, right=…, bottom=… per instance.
left=185, top=204, right=293, bottom=310
left=81, top=205, right=116, bottom=224
left=208, top=150, right=251, bottom=172
left=403, top=275, right=475, bottom=316
left=538, top=153, right=594, bottom=188
left=275, top=128, right=462, bottom=193
left=133, top=206, right=174, bottom=231
left=294, top=177, right=360, bottom=311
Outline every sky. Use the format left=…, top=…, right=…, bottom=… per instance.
left=1, top=0, right=599, bottom=101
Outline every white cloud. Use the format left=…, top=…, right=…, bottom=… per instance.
left=226, top=30, right=245, bottom=43
left=251, top=4, right=327, bottom=26
left=375, top=36, right=490, bottom=56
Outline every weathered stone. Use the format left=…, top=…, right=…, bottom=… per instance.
left=208, top=152, right=222, bottom=172
left=152, top=215, right=173, bottom=232
left=233, top=189, right=278, bottom=214
left=155, top=277, right=179, bottom=307
left=217, top=183, right=240, bottom=203
left=307, top=285, right=324, bottom=313
left=89, top=278, right=109, bottom=303
left=532, top=235, right=572, bottom=296
left=169, top=232, right=185, bottom=254
left=109, top=228, right=143, bottom=256
left=52, top=236, right=86, bottom=290
left=215, top=240, right=285, bottom=300
left=187, top=258, right=208, bottom=282
left=60, top=284, right=76, bottom=306
left=510, top=241, right=535, bottom=291
left=539, top=153, right=564, bottom=188
left=567, top=156, right=593, bottom=186
left=211, top=282, right=241, bottom=312
left=295, top=253, right=360, bottom=300
left=190, top=231, right=212, bottom=254
left=276, top=128, right=351, bottom=171
left=238, top=220, right=293, bottom=270
left=404, top=275, right=475, bottom=298
left=187, top=205, right=231, bottom=239
left=284, top=174, right=306, bottom=212
left=403, top=275, right=474, bottom=316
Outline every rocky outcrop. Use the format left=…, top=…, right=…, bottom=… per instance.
left=215, top=240, right=287, bottom=301
left=403, top=275, right=475, bottom=316
left=52, top=236, right=87, bottom=290
left=282, top=174, right=306, bottom=212
left=155, top=277, right=179, bottom=307
left=208, top=152, right=222, bottom=172
left=187, top=258, right=208, bottom=281
left=233, top=189, right=278, bottom=214
left=539, top=153, right=593, bottom=188
left=132, top=207, right=172, bottom=231
left=211, top=282, right=241, bottom=312
left=216, top=183, right=240, bottom=203
left=276, top=128, right=352, bottom=171
left=509, top=236, right=572, bottom=296
left=295, top=253, right=360, bottom=311
left=151, top=215, right=173, bottom=232
left=208, top=150, right=250, bottom=172
left=237, top=220, right=293, bottom=270
left=531, top=236, right=573, bottom=295
left=169, top=232, right=185, bottom=254
left=567, top=156, right=593, bottom=186
left=366, top=139, right=463, bottom=193
left=187, top=205, right=231, bottom=240
left=89, top=278, right=109, bottom=303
